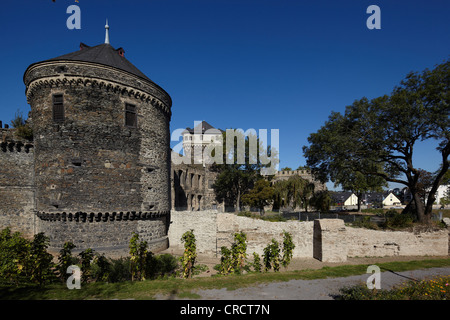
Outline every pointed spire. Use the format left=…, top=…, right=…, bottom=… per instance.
left=105, top=19, right=110, bottom=44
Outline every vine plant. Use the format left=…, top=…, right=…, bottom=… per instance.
left=282, top=230, right=295, bottom=268
left=129, top=232, right=148, bottom=281
left=180, top=230, right=197, bottom=279
left=57, top=241, right=76, bottom=282
left=263, top=231, right=295, bottom=272
left=219, top=231, right=248, bottom=275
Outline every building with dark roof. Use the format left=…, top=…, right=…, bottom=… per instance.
left=1, top=23, right=172, bottom=256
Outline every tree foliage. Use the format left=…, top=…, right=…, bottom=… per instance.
left=273, top=175, right=315, bottom=211
left=241, top=179, right=274, bottom=213
left=11, top=109, right=33, bottom=141
left=212, top=130, right=278, bottom=211
left=303, top=59, right=450, bottom=222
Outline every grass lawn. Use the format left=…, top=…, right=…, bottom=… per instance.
left=1, top=257, right=450, bottom=300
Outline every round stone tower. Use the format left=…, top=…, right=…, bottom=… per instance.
left=23, top=29, right=172, bottom=255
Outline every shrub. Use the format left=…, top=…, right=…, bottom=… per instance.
left=78, top=248, right=94, bottom=284
left=92, top=254, right=111, bottom=282
left=338, top=275, right=450, bottom=300
left=180, top=230, right=197, bottom=278
left=251, top=253, right=262, bottom=273
left=155, top=254, right=179, bottom=275
left=0, top=228, right=31, bottom=285
left=107, top=257, right=132, bottom=283
left=383, top=210, right=415, bottom=229
left=129, top=233, right=150, bottom=281
left=282, top=231, right=295, bottom=268
left=218, top=232, right=248, bottom=275
left=57, top=241, right=77, bottom=282
left=28, top=233, right=56, bottom=286
left=351, top=216, right=379, bottom=230
left=263, top=239, right=280, bottom=272
left=219, top=246, right=233, bottom=275
left=231, top=231, right=247, bottom=273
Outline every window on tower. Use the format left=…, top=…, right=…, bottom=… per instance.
left=52, top=94, right=64, bottom=123
left=125, top=103, right=137, bottom=127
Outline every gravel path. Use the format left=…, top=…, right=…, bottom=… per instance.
left=158, top=250, right=450, bottom=300
left=191, top=267, right=450, bottom=300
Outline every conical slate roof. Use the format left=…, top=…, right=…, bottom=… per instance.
left=29, top=42, right=155, bottom=84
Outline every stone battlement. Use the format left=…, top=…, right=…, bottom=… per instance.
left=36, top=210, right=169, bottom=222
left=0, top=126, right=33, bottom=153
left=276, top=169, right=312, bottom=177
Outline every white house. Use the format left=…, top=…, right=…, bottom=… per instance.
left=331, top=192, right=359, bottom=206
left=344, top=193, right=359, bottom=206
left=382, top=192, right=402, bottom=207
left=436, top=185, right=449, bottom=207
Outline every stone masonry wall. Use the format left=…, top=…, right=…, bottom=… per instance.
left=168, top=211, right=449, bottom=261
left=313, top=219, right=348, bottom=262
left=38, top=212, right=169, bottom=257
left=20, top=57, right=172, bottom=253
left=0, top=133, right=35, bottom=237
left=346, top=225, right=449, bottom=258
left=24, top=61, right=172, bottom=214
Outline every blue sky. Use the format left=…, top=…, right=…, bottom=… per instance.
left=0, top=0, right=449, bottom=191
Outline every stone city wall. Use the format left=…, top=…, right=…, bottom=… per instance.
left=0, top=132, right=35, bottom=237
left=168, top=211, right=449, bottom=262
left=37, top=211, right=169, bottom=257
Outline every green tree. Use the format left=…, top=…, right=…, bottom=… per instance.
left=212, top=130, right=278, bottom=211
left=303, top=109, right=387, bottom=212
left=309, top=190, right=332, bottom=212
left=304, top=59, right=449, bottom=223
left=242, top=179, right=274, bottom=214
left=273, top=175, right=315, bottom=212
left=10, top=109, right=33, bottom=141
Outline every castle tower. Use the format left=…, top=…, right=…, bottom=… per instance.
left=182, top=121, right=223, bottom=165
left=23, top=25, right=172, bottom=255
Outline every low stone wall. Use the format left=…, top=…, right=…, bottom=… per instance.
left=168, top=211, right=449, bottom=262
left=313, top=219, right=348, bottom=262
left=168, top=210, right=218, bottom=253
left=346, top=226, right=448, bottom=258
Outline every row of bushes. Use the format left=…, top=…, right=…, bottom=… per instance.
left=216, top=231, right=295, bottom=275
left=351, top=209, right=418, bottom=230
left=0, top=228, right=179, bottom=286
left=237, top=211, right=288, bottom=222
